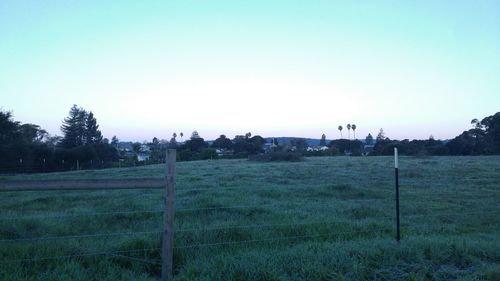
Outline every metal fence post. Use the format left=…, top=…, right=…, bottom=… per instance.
left=394, top=147, right=400, bottom=242
left=162, top=149, right=176, bottom=280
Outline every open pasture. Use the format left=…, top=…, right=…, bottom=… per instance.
left=0, top=156, right=499, bottom=280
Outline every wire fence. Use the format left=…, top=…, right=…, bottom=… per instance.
left=0, top=210, right=498, bottom=245
left=1, top=155, right=499, bottom=280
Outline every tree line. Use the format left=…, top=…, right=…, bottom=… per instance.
left=0, top=105, right=118, bottom=173
left=1, top=106, right=499, bottom=173
left=169, top=131, right=266, bottom=161
left=368, top=113, right=500, bottom=156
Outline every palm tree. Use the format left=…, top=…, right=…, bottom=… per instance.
left=338, top=126, right=343, bottom=139
left=351, top=124, right=356, bottom=139
left=180, top=132, right=184, bottom=142
left=347, top=124, right=351, bottom=140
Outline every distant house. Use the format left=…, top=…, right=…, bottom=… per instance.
left=215, top=149, right=234, bottom=157
left=363, top=144, right=375, bottom=156
left=306, top=146, right=329, bottom=152
left=140, top=144, right=150, bottom=153
left=137, top=152, right=150, bottom=162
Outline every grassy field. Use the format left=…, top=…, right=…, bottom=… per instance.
left=0, top=156, right=499, bottom=281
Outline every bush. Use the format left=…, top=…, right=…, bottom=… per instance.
left=249, top=152, right=303, bottom=162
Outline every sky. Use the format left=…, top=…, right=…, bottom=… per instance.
left=1, top=0, right=499, bottom=142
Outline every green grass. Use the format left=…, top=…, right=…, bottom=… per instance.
left=0, top=156, right=499, bottom=280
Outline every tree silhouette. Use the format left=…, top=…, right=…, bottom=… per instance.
left=352, top=124, right=357, bottom=139
left=180, top=132, right=184, bottom=142
left=376, top=128, right=385, bottom=141
left=84, top=111, right=102, bottom=145
left=320, top=134, right=326, bottom=146
left=60, top=105, right=87, bottom=148
left=365, top=133, right=374, bottom=145
left=338, top=126, right=343, bottom=139
left=191, top=131, right=200, bottom=139
left=347, top=124, right=351, bottom=140
left=471, top=119, right=482, bottom=129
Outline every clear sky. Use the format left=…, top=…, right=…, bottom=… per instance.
left=1, top=0, right=499, bottom=142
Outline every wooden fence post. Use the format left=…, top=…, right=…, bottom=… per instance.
left=162, top=149, right=176, bottom=280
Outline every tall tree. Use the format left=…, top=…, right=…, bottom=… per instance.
left=376, top=128, right=386, bottom=141
left=365, top=133, right=374, bottom=145
left=191, top=131, right=200, bottom=139
left=338, top=126, right=343, bottom=139
left=84, top=111, right=103, bottom=145
left=347, top=124, right=351, bottom=140
left=60, top=105, right=87, bottom=148
left=169, top=133, right=178, bottom=148
left=19, top=123, right=47, bottom=144
left=212, top=134, right=233, bottom=150
left=111, top=136, right=119, bottom=147
left=319, top=134, right=326, bottom=146
left=185, top=132, right=208, bottom=151
left=0, top=111, right=20, bottom=143
left=352, top=124, right=357, bottom=139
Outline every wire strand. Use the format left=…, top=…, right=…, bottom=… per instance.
left=0, top=230, right=162, bottom=243
left=0, top=248, right=161, bottom=263
left=175, top=229, right=385, bottom=249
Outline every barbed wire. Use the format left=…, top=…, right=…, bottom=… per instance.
left=0, top=198, right=497, bottom=223
left=176, top=210, right=499, bottom=234
left=0, top=247, right=161, bottom=264
left=0, top=198, right=392, bottom=221
left=174, top=228, right=386, bottom=249
left=1, top=210, right=497, bottom=244
left=0, top=230, right=162, bottom=243
left=108, top=253, right=161, bottom=265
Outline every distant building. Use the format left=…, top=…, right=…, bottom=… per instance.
left=215, top=149, right=234, bottom=157
left=137, top=153, right=150, bottom=162
left=363, top=144, right=375, bottom=156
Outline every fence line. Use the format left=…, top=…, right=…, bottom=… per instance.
left=0, top=247, right=161, bottom=264
left=108, top=253, right=161, bottom=265
left=175, top=210, right=499, bottom=234
left=175, top=227, right=500, bottom=251
left=0, top=230, right=163, bottom=243
left=1, top=210, right=497, bottom=244
left=0, top=198, right=393, bottom=221
left=175, top=229, right=387, bottom=249
left=1, top=200, right=497, bottom=222
left=1, top=198, right=492, bottom=222
left=0, top=179, right=166, bottom=192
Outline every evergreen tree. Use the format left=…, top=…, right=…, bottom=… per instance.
left=84, top=111, right=103, bottom=145
left=111, top=136, right=119, bottom=147
left=365, top=133, right=374, bottom=145
left=60, top=105, right=87, bottom=148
